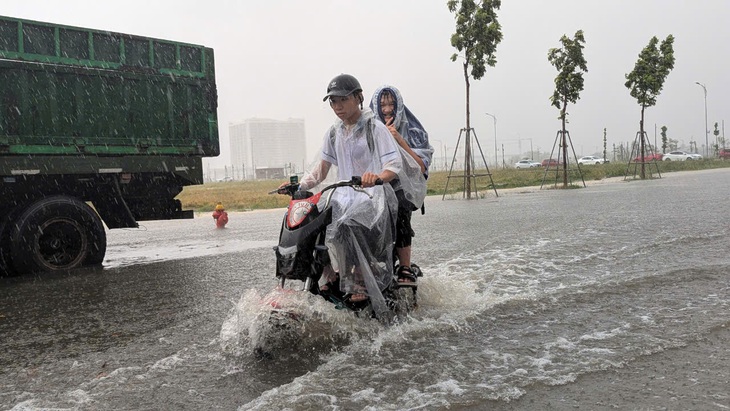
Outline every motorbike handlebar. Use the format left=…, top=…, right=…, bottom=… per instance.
left=350, top=176, right=383, bottom=186
left=270, top=176, right=383, bottom=197
left=268, top=183, right=298, bottom=195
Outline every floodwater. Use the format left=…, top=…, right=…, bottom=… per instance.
left=1, top=169, right=729, bottom=410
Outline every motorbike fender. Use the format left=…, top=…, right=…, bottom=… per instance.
left=286, top=192, right=323, bottom=229
left=275, top=207, right=332, bottom=280
left=277, top=206, right=332, bottom=248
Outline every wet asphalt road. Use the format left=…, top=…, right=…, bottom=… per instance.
left=1, top=168, right=729, bottom=410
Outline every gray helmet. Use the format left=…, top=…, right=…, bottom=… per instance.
left=322, top=74, right=362, bottom=101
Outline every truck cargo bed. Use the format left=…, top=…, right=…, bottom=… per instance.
left=0, top=15, right=219, bottom=158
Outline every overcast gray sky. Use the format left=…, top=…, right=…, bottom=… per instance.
left=5, top=1, right=729, bottom=166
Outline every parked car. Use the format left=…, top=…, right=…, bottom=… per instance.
left=541, top=158, right=562, bottom=167
left=720, top=148, right=730, bottom=160
left=633, top=153, right=663, bottom=162
left=662, top=151, right=693, bottom=161
left=578, top=156, right=607, bottom=165
left=515, top=159, right=541, bottom=169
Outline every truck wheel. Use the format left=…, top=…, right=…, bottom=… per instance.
left=10, top=196, right=107, bottom=274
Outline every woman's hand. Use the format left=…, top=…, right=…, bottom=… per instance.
left=385, top=117, right=405, bottom=145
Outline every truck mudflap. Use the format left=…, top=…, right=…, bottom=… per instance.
left=92, top=176, right=138, bottom=229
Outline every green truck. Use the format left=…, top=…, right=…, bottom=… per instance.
left=0, top=16, right=219, bottom=275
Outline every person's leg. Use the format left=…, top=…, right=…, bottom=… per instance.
left=319, top=265, right=339, bottom=293
left=345, top=226, right=370, bottom=303
left=397, top=246, right=411, bottom=269
left=349, top=262, right=368, bottom=302
left=395, top=206, right=417, bottom=285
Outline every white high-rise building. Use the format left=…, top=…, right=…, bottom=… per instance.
left=229, top=118, right=306, bottom=179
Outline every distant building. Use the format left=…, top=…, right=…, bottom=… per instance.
left=229, top=118, right=306, bottom=180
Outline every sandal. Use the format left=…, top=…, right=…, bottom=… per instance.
left=348, top=293, right=368, bottom=303
left=319, top=273, right=342, bottom=297
left=396, top=265, right=418, bottom=288
left=346, top=282, right=369, bottom=304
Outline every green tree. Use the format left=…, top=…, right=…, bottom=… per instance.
left=625, top=35, right=675, bottom=178
left=448, top=0, right=503, bottom=198
left=660, top=125, right=668, bottom=153
left=548, top=30, right=587, bottom=187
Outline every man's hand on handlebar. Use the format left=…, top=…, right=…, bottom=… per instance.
left=360, top=172, right=382, bottom=188
left=269, top=181, right=298, bottom=195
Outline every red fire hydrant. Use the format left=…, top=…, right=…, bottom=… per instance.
left=212, top=202, right=228, bottom=228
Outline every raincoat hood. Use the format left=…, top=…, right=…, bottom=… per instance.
left=369, top=85, right=433, bottom=176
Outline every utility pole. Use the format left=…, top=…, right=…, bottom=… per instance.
left=695, top=82, right=709, bottom=157
left=485, top=113, right=498, bottom=168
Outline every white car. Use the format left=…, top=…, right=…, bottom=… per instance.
left=662, top=151, right=693, bottom=161
left=514, top=160, right=541, bottom=169
left=578, top=156, right=607, bottom=165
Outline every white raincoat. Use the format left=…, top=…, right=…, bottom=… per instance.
left=299, top=109, right=412, bottom=317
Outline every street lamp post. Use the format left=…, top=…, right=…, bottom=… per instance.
left=695, top=82, right=709, bottom=157
left=485, top=112, right=497, bottom=168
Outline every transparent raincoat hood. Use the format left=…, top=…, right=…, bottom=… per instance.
left=368, top=85, right=432, bottom=212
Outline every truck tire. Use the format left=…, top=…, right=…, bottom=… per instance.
left=9, top=196, right=107, bottom=274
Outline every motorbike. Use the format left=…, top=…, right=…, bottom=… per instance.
left=227, top=176, right=425, bottom=359
left=269, top=175, right=422, bottom=321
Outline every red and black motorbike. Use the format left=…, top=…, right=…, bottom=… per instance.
left=270, top=175, right=422, bottom=320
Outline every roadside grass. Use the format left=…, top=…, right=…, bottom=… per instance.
left=179, top=180, right=290, bottom=211
left=178, top=159, right=730, bottom=212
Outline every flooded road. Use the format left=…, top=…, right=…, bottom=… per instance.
left=1, top=169, right=729, bottom=410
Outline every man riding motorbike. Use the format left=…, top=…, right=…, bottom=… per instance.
left=293, top=74, right=424, bottom=317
